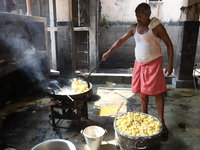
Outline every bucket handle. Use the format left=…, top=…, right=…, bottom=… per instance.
left=80, top=129, right=107, bottom=141
left=80, top=130, right=83, bottom=134
left=80, top=129, right=107, bottom=134
left=134, top=138, right=147, bottom=150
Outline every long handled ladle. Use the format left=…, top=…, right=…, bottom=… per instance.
left=50, top=80, right=74, bottom=102
left=78, top=59, right=105, bottom=87
left=55, top=83, right=74, bottom=101
left=87, top=59, right=104, bottom=78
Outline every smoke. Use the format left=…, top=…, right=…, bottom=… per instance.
left=0, top=17, right=48, bottom=89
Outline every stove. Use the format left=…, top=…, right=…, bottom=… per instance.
left=48, top=96, right=89, bottom=138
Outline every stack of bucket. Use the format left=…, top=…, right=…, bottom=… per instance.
left=81, top=126, right=106, bottom=150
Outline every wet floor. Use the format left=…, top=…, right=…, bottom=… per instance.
left=0, top=83, right=200, bottom=150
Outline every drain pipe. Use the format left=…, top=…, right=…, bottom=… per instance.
left=89, top=0, right=99, bottom=72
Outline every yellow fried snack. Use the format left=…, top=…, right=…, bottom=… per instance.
left=71, top=78, right=89, bottom=93
left=115, top=112, right=162, bottom=137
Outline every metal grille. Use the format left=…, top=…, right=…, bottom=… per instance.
left=74, top=31, right=89, bottom=71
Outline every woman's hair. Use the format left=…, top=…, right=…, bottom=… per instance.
left=135, top=3, right=151, bottom=15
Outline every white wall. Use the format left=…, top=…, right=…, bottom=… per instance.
left=100, top=0, right=144, bottom=23
left=100, top=0, right=189, bottom=23
left=153, top=0, right=188, bottom=22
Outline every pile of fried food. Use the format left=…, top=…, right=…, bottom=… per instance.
left=71, top=78, right=89, bottom=93
left=115, top=112, right=162, bottom=137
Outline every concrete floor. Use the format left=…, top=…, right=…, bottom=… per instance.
left=0, top=83, right=200, bottom=150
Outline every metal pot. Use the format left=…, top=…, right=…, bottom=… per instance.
left=45, top=79, right=93, bottom=102
left=44, top=59, right=103, bottom=102
left=31, top=139, right=76, bottom=150
left=114, top=112, right=162, bottom=150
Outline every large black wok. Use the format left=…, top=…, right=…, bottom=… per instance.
left=45, top=59, right=103, bottom=102
left=45, top=78, right=93, bottom=102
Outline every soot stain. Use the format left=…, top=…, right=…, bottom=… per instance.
left=177, top=122, right=188, bottom=132
left=179, top=104, right=191, bottom=111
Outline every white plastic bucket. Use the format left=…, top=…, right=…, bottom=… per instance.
left=81, top=126, right=106, bottom=150
left=31, top=139, right=76, bottom=150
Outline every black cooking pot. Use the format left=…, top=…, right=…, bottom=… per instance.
left=45, top=59, right=103, bottom=102
left=45, top=78, right=93, bottom=102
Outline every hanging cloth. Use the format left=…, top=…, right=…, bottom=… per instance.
left=148, top=0, right=161, bottom=29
